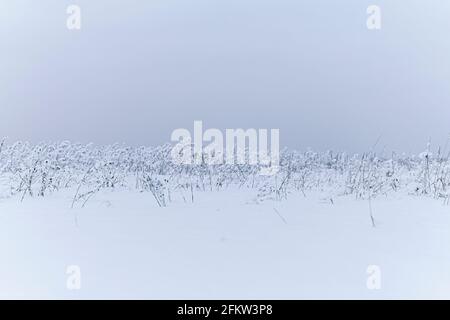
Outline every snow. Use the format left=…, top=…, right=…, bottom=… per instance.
left=1, top=188, right=449, bottom=299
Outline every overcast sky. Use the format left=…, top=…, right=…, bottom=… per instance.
left=1, top=0, right=449, bottom=153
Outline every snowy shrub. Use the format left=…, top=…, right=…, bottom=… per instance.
left=1, top=139, right=450, bottom=206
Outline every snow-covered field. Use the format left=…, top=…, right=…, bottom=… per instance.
left=1, top=188, right=450, bottom=299
left=1, top=141, right=450, bottom=299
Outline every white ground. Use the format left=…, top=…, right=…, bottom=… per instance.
left=1, top=189, right=449, bottom=299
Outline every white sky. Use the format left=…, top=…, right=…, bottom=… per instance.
left=1, top=0, right=450, bottom=153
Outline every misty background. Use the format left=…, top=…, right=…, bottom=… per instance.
left=1, top=0, right=449, bottom=154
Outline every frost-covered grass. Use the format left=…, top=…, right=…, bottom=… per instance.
left=0, top=140, right=449, bottom=208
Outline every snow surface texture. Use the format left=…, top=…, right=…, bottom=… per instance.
left=0, top=141, right=449, bottom=299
